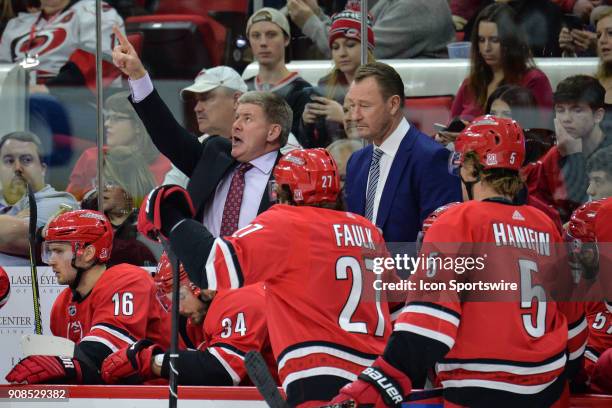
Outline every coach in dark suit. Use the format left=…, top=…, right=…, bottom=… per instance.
left=111, top=29, right=291, bottom=236
left=344, top=62, right=462, bottom=243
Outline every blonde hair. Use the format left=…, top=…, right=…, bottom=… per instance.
left=103, top=146, right=156, bottom=210
left=325, top=49, right=375, bottom=100
left=595, top=8, right=612, bottom=80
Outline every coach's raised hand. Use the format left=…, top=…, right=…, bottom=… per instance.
left=112, top=26, right=146, bottom=80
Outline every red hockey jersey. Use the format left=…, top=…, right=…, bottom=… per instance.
left=50, top=263, right=169, bottom=365
left=392, top=200, right=587, bottom=406
left=205, top=204, right=393, bottom=405
left=199, top=284, right=276, bottom=385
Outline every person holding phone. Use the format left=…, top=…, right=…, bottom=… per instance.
left=301, top=4, right=376, bottom=147
left=451, top=3, right=553, bottom=125
left=559, top=11, right=598, bottom=56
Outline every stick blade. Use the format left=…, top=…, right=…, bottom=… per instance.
left=21, top=334, right=75, bottom=357
left=244, top=350, right=288, bottom=408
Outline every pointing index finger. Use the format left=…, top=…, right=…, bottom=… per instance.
left=113, top=26, right=129, bottom=49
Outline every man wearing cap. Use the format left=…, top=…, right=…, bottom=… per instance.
left=287, top=0, right=455, bottom=59
left=111, top=28, right=294, bottom=238
left=163, top=66, right=302, bottom=187
left=245, top=7, right=324, bottom=148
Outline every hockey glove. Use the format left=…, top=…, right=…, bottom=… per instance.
left=330, top=357, right=412, bottom=408
left=5, top=355, right=83, bottom=384
left=138, top=185, right=195, bottom=242
left=101, top=339, right=163, bottom=384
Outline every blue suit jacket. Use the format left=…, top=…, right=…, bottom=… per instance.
left=345, top=125, right=462, bottom=243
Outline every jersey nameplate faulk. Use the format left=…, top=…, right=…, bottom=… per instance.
left=492, top=222, right=551, bottom=256
left=332, top=224, right=376, bottom=250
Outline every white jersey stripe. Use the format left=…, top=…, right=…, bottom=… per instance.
left=436, top=354, right=566, bottom=376
left=209, top=347, right=241, bottom=385
left=402, top=304, right=460, bottom=327
left=214, top=344, right=245, bottom=360
left=394, top=322, right=455, bottom=349
left=282, top=367, right=357, bottom=390
left=90, top=325, right=136, bottom=346
left=278, top=345, right=375, bottom=371
left=217, top=239, right=240, bottom=289
left=81, top=335, right=118, bottom=353
left=442, top=378, right=557, bottom=395
left=569, top=342, right=587, bottom=361
left=568, top=318, right=587, bottom=340
left=205, top=239, right=221, bottom=290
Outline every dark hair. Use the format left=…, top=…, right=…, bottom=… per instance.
left=553, top=75, right=605, bottom=110
left=468, top=3, right=533, bottom=109
left=485, top=85, right=537, bottom=128
left=463, top=151, right=524, bottom=198
left=354, top=62, right=405, bottom=101
left=0, top=131, right=45, bottom=163
left=587, top=145, right=612, bottom=178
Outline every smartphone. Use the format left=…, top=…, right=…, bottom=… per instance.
left=563, top=13, right=584, bottom=31
left=435, top=117, right=466, bottom=133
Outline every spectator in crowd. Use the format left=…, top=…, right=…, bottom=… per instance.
left=163, top=66, right=300, bottom=188
left=452, top=3, right=553, bottom=126
left=0, top=0, right=124, bottom=87
left=66, top=91, right=170, bottom=201
left=485, top=85, right=557, bottom=164
left=586, top=145, right=612, bottom=200
left=301, top=4, right=375, bottom=147
left=523, top=75, right=612, bottom=222
left=0, top=131, right=78, bottom=266
left=326, top=138, right=362, bottom=188
left=595, top=7, right=612, bottom=103
left=244, top=7, right=318, bottom=147
left=287, top=0, right=455, bottom=59
left=112, top=27, right=292, bottom=238
left=344, top=62, right=461, bottom=244
left=558, top=5, right=602, bottom=57
left=464, top=0, right=564, bottom=57
left=79, top=153, right=158, bottom=267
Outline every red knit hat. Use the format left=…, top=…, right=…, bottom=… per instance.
left=328, top=3, right=375, bottom=51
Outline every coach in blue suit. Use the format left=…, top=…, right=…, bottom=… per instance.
left=344, top=62, right=462, bottom=244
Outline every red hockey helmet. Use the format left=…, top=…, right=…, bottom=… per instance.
left=451, top=115, right=525, bottom=174
left=43, top=210, right=113, bottom=264
left=565, top=199, right=606, bottom=280
left=155, top=251, right=201, bottom=298
left=0, top=267, right=10, bottom=310
left=416, top=202, right=462, bottom=252
left=273, top=148, right=340, bottom=205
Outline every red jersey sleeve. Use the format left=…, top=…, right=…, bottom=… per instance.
left=203, top=285, right=270, bottom=385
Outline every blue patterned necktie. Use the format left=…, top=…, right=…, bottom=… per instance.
left=365, top=148, right=383, bottom=221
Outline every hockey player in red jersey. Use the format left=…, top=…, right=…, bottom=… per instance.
left=565, top=198, right=612, bottom=394
left=100, top=252, right=277, bottom=386
left=330, top=115, right=588, bottom=407
left=137, top=148, right=396, bottom=407
left=5, top=210, right=168, bottom=385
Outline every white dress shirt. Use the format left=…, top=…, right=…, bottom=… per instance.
left=366, top=117, right=410, bottom=224
left=203, top=150, right=278, bottom=237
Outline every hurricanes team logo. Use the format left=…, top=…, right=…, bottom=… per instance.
left=68, top=321, right=83, bottom=342
left=12, top=28, right=67, bottom=61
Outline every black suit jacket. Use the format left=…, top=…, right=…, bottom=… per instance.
left=130, top=89, right=277, bottom=220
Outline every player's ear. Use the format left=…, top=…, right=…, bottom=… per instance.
left=80, top=244, right=97, bottom=264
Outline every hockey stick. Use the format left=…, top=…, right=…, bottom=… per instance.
left=27, top=184, right=42, bottom=335
left=244, top=350, right=289, bottom=408
left=161, top=240, right=179, bottom=408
